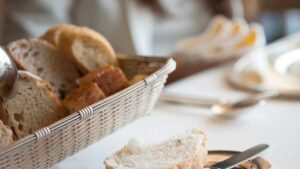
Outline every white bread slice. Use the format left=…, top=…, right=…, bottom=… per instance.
left=0, top=71, right=68, bottom=139
left=104, top=129, right=207, bottom=169
left=41, top=24, right=118, bottom=73
left=7, top=39, right=81, bottom=98
left=0, top=120, right=13, bottom=148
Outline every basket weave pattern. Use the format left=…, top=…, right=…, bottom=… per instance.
left=0, top=55, right=175, bottom=169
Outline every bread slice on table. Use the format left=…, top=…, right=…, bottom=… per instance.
left=0, top=120, right=13, bottom=148
left=104, top=129, right=207, bottom=169
left=63, top=82, right=106, bottom=113
left=7, top=39, right=81, bottom=98
left=41, top=24, right=118, bottom=73
left=0, top=71, right=68, bottom=139
left=78, top=65, right=130, bottom=96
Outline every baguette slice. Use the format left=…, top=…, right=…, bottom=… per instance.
left=41, top=24, right=118, bottom=73
left=7, top=39, right=81, bottom=98
left=63, top=82, right=106, bottom=113
left=0, top=71, right=68, bottom=139
left=0, top=120, right=13, bottom=148
left=104, top=129, right=207, bottom=169
left=40, top=24, right=78, bottom=45
left=78, top=65, right=130, bottom=96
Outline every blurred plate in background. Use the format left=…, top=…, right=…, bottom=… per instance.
left=227, top=32, right=300, bottom=98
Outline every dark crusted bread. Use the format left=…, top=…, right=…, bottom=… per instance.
left=0, top=71, right=68, bottom=139
left=77, top=65, right=114, bottom=85
left=78, top=65, right=130, bottom=96
left=7, top=39, right=81, bottom=98
left=63, top=82, right=106, bottom=113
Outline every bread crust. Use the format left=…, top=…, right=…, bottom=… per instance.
left=57, top=27, right=118, bottom=73
left=40, top=24, right=78, bottom=45
left=63, top=82, right=106, bottom=113
left=42, top=24, right=118, bottom=73
left=78, top=66, right=130, bottom=96
left=77, top=65, right=114, bottom=85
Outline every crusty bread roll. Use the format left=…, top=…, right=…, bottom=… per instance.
left=78, top=65, right=130, bottom=96
left=104, top=129, right=207, bottom=169
left=77, top=65, right=114, bottom=85
left=129, top=74, right=147, bottom=85
left=63, top=83, right=106, bottom=113
left=7, top=39, right=81, bottom=98
left=0, top=120, right=13, bottom=148
left=40, top=24, right=78, bottom=45
left=0, top=71, right=68, bottom=139
left=41, top=24, right=118, bottom=73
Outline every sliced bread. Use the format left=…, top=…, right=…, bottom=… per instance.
left=63, top=82, right=106, bottom=113
left=104, top=129, right=207, bottom=169
left=0, top=120, right=13, bottom=148
left=40, top=24, right=78, bottom=46
left=41, top=24, right=118, bottom=73
left=7, top=39, right=81, bottom=98
left=0, top=71, right=68, bottom=139
left=78, top=65, right=130, bottom=96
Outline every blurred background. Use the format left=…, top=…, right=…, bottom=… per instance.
left=0, top=0, right=299, bottom=56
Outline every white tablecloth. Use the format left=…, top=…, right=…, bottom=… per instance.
left=52, top=63, right=300, bottom=169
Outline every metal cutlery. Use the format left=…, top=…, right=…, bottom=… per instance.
left=205, top=144, right=269, bottom=169
left=0, top=47, right=18, bottom=97
left=160, top=91, right=278, bottom=116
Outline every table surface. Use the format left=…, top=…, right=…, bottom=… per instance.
left=52, top=63, right=300, bottom=169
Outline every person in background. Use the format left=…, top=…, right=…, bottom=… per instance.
left=0, top=0, right=255, bottom=55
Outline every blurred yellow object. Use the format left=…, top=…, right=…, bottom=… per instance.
left=230, top=21, right=242, bottom=36
left=203, top=17, right=226, bottom=41
left=176, top=15, right=266, bottom=59
left=177, top=16, right=230, bottom=50
left=235, top=27, right=257, bottom=49
left=240, top=70, right=263, bottom=86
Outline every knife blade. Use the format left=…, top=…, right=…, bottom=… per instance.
left=209, top=144, right=269, bottom=169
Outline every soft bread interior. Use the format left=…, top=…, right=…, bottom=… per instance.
left=0, top=120, right=13, bottom=148
left=72, top=39, right=114, bottom=70
left=104, top=129, right=207, bottom=169
left=7, top=39, right=80, bottom=98
left=1, top=71, right=67, bottom=138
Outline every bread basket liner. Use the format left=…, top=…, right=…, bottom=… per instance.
left=0, top=54, right=176, bottom=169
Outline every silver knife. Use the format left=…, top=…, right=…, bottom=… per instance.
left=206, top=144, right=269, bottom=169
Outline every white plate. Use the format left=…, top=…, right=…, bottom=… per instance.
left=227, top=33, right=300, bottom=98
left=273, top=48, right=300, bottom=77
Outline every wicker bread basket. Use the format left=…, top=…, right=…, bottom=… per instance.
left=0, top=54, right=176, bottom=169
